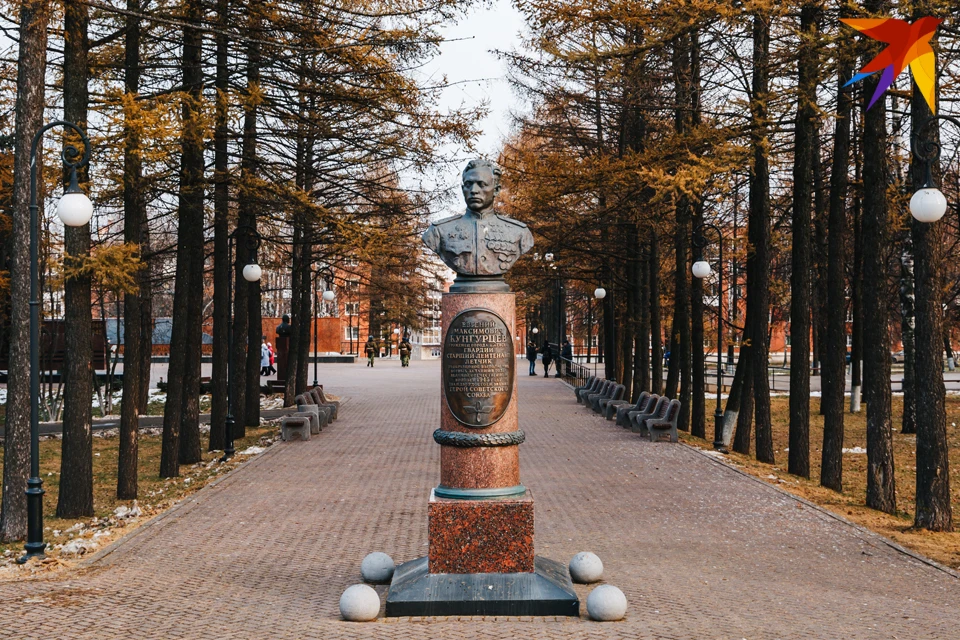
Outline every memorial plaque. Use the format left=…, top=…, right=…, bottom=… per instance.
left=443, top=308, right=515, bottom=428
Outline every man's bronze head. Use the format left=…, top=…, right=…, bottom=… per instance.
left=461, top=158, right=501, bottom=214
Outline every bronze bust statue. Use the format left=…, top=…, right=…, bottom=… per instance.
left=422, top=159, right=534, bottom=278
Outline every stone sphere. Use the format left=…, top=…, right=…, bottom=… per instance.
left=339, top=584, right=380, bottom=621
left=586, top=585, right=627, bottom=621
left=569, top=551, right=604, bottom=583
left=360, top=552, right=395, bottom=584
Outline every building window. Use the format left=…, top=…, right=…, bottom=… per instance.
left=345, top=302, right=359, bottom=316
left=345, top=326, right=359, bottom=340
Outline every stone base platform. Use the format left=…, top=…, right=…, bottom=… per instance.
left=384, top=556, right=580, bottom=617
left=428, top=490, right=534, bottom=573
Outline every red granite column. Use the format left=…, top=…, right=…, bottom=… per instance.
left=428, top=291, right=535, bottom=574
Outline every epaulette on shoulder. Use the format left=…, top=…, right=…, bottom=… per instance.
left=431, top=213, right=464, bottom=226
left=496, top=214, right=527, bottom=228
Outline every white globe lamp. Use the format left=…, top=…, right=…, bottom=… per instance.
left=910, top=187, right=947, bottom=223
left=322, top=290, right=335, bottom=302
left=242, top=263, right=262, bottom=282
left=57, top=190, right=93, bottom=227
left=692, top=260, right=712, bottom=279
left=532, top=327, right=539, bottom=334
left=594, top=287, right=606, bottom=300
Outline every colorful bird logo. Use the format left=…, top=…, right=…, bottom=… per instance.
left=842, top=17, right=942, bottom=113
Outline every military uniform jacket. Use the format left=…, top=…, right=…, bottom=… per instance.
left=422, top=210, right=534, bottom=276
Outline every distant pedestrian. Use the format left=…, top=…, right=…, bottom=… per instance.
left=260, top=337, right=271, bottom=376
left=526, top=341, right=538, bottom=376
left=540, top=341, right=553, bottom=377
left=399, top=337, right=412, bottom=367
left=364, top=336, right=377, bottom=367
left=561, top=338, right=572, bottom=377
left=267, top=342, right=276, bottom=375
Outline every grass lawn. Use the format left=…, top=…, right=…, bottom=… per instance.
left=681, top=394, right=960, bottom=570
left=0, top=422, right=277, bottom=568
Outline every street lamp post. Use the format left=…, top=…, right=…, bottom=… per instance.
left=19, top=121, right=94, bottom=564
left=222, top=226, right=262, bottom=462
left=593, top=287, right=606, bottom=377
left=692, top=223, right=725, bottom=452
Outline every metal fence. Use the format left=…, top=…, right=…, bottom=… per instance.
left=558, top=357, right=592, bottom=389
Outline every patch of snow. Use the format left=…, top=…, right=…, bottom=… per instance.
left=842, top=446, right=867, bottom=454
left=60, top=539, right=98, bottom=556
left=239, top=446, right=266, bottom=456
left=113, top=503, right=142, bottom=520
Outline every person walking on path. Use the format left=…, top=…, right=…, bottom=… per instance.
left=365, top=336, right=377, bottom=367
left=526, top=341, right=538, bottom=376
left=540, top=341, right=553, bottom=378
left=267, top=342, right=276, bottom=375
left=399, top=337, right=412, bottom=367
left=561, top=338, right=572, bottom=377
left=260, top=337, right=271, bottom=376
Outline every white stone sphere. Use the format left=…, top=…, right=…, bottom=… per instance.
left=339, top=584, right=380, bottom=621
left=586, top=584, right=627, bottom=621
left=569, top=551, right=604, bottom=583
left=360, top=552, right=395, bottom=583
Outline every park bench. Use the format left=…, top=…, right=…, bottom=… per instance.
left=590, top=382, right=624, bottom=413
left=280, top=415, right=311, bottom=441
left=644, top=399, right=681, bottom=443
left=295, top=393, right=332, bottom=426
left=292, top=408, right=322, bottom=435
left=617, top=393, right=657, bottom=427
left=576, top=377, right=602, bottom=404
left=595, top=384, right=626, bottom=414
left=309, top=386, right=340, bottom=421
left=574, top=376, right=598, bottom=403
left=628, top=396, right=668, bottom=433
left=583, top=380, right=613, bottom=410
left=604, top=390, right=650, bottom=421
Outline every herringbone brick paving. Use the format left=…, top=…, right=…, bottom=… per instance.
left=1, top=359, right=958, bottom=639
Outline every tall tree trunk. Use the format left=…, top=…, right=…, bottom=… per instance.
left=118, top=0, right=143, bottom=498
left=899, top=250, right=917, bottom=434
left=284, top=224, right=303, bottom=406
left=787, top=1, right=819, bottom=479
left=209, top=0, right=230, bottom=453
left=860, top=2, right=896, bottom=513
left=850, top=129, right=864, bottom=413
left=821, top=20, right=852, bottom=492
left=689, top=31, right=705, bottom=439
left=723, top=336, right=750, bottom=448
left=649, top=232, right=662, bottom=394
left=749, top=13, right=774, bottom=464
left=671, top=33, right=691, bottom=430
left=1, top=0, right=50, bottom=540
left=160, top=1, right=204, bottom=477
left=176, top=2, right=204, bottom=467
left=58, top=0, right=94, bottom=518
left=241, top=3, right=262, bottom=430
left=690, top=203, right=705, bottom=439
left=910, top=33, right=951, bottom=531
left=137, top=250, right=152, bottom=414
left=636, top=243, right=650, bottom=395
left=733, top=357, right=754, bottom=454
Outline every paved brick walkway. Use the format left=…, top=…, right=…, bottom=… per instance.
left=2, top=358, right=959, bottom=639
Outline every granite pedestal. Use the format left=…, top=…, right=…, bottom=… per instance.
left=385, top=280, right=578, bottom=616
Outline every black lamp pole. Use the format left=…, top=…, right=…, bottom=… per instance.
left=222, top=225, right=261, bottom=462
left=693, top=222, right=726, bottom=452
left=19, top=121, right=91, bottom=564
left=555, top=275, right=564, bottom=378
left=313, top=268, right=320, bottom=387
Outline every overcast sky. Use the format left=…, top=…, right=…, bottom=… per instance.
left=415, top=0, right=527, bottom=203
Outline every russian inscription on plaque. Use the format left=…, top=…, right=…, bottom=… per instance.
left=443, top=308, right=515, bottom=428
